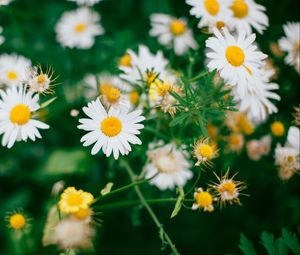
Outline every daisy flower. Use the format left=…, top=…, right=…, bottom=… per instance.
left=67, top=0, right=103, bottom=6
left=58, top=187, right=94, bottom=214
left=0, top=85, right=49, bottom=148
left=55, top=7, right=104, bottom=49
left=206, top=28, right=267, bottom=97
left=144, top=141, right=193, bottom=190
left=225, top=111, right=254, bottom=135
left=78, top=98, right=145, bottom=159
left=186, top=0, right=233, bottom=30
left=286, top=126, right=300, bottom=150
left=193, top=137, right=218, bottom=166
left=0, top=26, right=4, bottom=46
left=0, top=54, right=31, bottom=87
left=119, top=45, right=171, bottom=85
left=270, top=121, right=285, bottom=137
left=28, top=66, right=57, bottom=94
left=192, top=188, right=215, bottom=212
left=149, top=14, right=197, bottom=56
left=226, top=133, right=244, bottom=152
left=246, top=135, right=271, bottom=161
left=229, top=0, right=269, bottom=35
left=5, top=209, right=30, bottom=230
left=210, top=171, right=246, bottom=206
left=279, top=22, right=300, bottom=74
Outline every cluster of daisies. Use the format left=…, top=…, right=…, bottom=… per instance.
left=0, top=53, right=57, bottom=148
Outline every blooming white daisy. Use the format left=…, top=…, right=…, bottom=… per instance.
left=55, top=7, right=104, bottom=49
left=67, top=0, right=102, bottom=6
left=237, top=78, right=280, bottom=122
left=206, top=28, right=267, bottom=97
left=0, top=54, right=31, bottom=87
left=186, top=0, right=233, bottom=30
left=149, top=14, right=197, bottom=56
left=0, top=85, right=49, bottom=148
left=28, top=66, right=56, bottom=94
left=144, top=141, right=193, bottom=190
left=279, top=22, right=300, bottom=74
left=0, top=26, right=4, bottom=46
left=229, top=0, right=269, bottom=35
left=78, top=98, right=145, bottom=159
left=119, top=45, right=171, bottom=85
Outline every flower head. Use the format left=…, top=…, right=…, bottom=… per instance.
left=193, top=137, right=218, bottom=166
left=192, top=188, right=215, bottom=212
left=271, top=121, right=285, bottom=137
left=5, top=209, right=30, bottom=231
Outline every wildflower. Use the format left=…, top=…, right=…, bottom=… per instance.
left=229, top=0, right=269, bottom=35
left=144, top=141, right=193, bottom=190
left=206, top=28, right=267, bottom=97
left=186, top=0, right=233, bottom=30
left=227, top=133, right=244, bottom=152
left=58, top=187, right=94, bottom=214
left=7, top=212, right=27, bottom=230
left=0, top=54, right=31, bottom=87
left=67, top=0, right=103, bottom=6
left=28, top=66, right=56, bottom=94
left=55, top=7, right=104, bottom=49
left=0, top=85, right=49, bottom=148
left=192, top=188, right=214, bottom=212
left=193, top=137, right=218, bottom=166
left=149, top=14, right=197, bottom=55
left=271, top=121, right=285, bottom=137
left=279, top=22, right=300, bottom=74
left=119, top=45, right=171, bottom=85
left=55, top=217, right=95, bottom=249
left=210, top=171, right=246, bottom=205
left=78, top=98, right=145, bottom=159
left=225, top=112, right=254, bottom=135
left=118, top=53, right=132, bottom=67
left=246, top=135, right=271, bottom=161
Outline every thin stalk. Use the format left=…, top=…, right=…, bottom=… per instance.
left=121, top=160, right=181, bottom=255
left=189, top=71, right=208, bottom=82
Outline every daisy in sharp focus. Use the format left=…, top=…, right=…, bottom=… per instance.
left=206, top=27, right=267, bottom=97
left=119, top=45, right=171, bottom=86
left=0, top=85, right=49, bottom=148
left=144, top=141, right=193, bottom=190
left=186, top=0, right=233, bottom=30
left=149, top=14, right=198, bottom=56
left=279, top=22, right=300, bottom=74
left=229, top=0, right=269, bottom=35
left=192, top=188, right=215, bottom=212
left=193, top=137, right=218, bottom=166
left=0, top=54, right=31, bottom=87
left=55, top=7, right=104, bottom=49
left=78, top=98, right=145, bottom=159
left=67, top=0, right=103, bottom=6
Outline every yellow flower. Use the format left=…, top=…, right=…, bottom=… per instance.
left=9, top=213, right=26, bottom=230
left=58, top=187, right=94, bottom=214
left=192, top=188, right=214, bottom=212
left=193, top=137, right=218, bottom=166
left=271, top=121, right=285, bottom=137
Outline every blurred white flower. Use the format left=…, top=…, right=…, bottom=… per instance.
left=55, top=7, right=104, bottom=49
left=186, top=0, right=233, bottom=30
left=246, top=135, right=271, bottom=161
left=286, top=126, right=300, bottom=151
left=0, top=85, right=49, bottom=148
left=229, top=0, right=269, bottom=35
left=0, top=0, right=13, bottom=6
left=279, top=22, right=300, bottom=74
left=78, top=98, right=145, bottom=159
left=67, top=0, right=103, bottom=6
left=144, top=141, right=193, bottom=190
left=0, top=54, right=31, bottom=87
left=149, top=14, right=197, bottom=56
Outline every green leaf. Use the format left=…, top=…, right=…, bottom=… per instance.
left=170, top=187, right=185, bottom=219
left=100, top=182, right=114, bottom=196
left=260, top=232, right=278, bottom=255
left=239, top=234, right=257, bottom=255
left=169, top=113, right=189, bottom=127
left=281, top=228, right=300, bottom=255
left=278, top=238, right=289, bottom=255
left=40, top=96, right=57, bottom=109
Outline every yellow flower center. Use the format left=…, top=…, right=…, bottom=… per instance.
left=74, top=208, right=91, bottom=220
left=195, top=191, right=213, bottom=207
left=100, top=83, right=121, bottom=103
left=9, top=214, right=26, bottom=230
left=101, top=117, right=122, bottom=137
left=229, top=134, right=240, bottom=145
left=74, top=23, right=86, bottom=33
left=197, top=144, right=213, bottom=158
left=67, top=193, right=84, bottom=206
left=218, top=181, right=236, bottom=195
left=146, top=71, right=157, bottom=84
left=37, top=74, right=46, bottom=84
left=231, top=0, right=249, bottom=18
left=156, top=154, right=177, bottom=173
left=7, top=71, right=18, bottom=80
left=271, top=121, right=285, bottom=137
left=169, top=20, right=186, bottom=36
left=10, top=104, right=31, bottom=125
left=237, top=114, right=254, bottom=135
left=204, top=0, right=220, bottom=16
left=287, top=155, right=295, bottom=163
left=129, top=91, right=139, bottom=105
left=226, top=46, right=245, bottom=67
left=216, top=21, right=225, bottom=29
left=119, top=53, right=132, bottom=67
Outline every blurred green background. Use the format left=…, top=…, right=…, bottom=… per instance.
left=0, top=0, right=300, bottom=254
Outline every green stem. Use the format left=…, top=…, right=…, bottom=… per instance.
left=121, top=160, right=181, bottom=255
left=189, top=71, right=208, bottom=82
